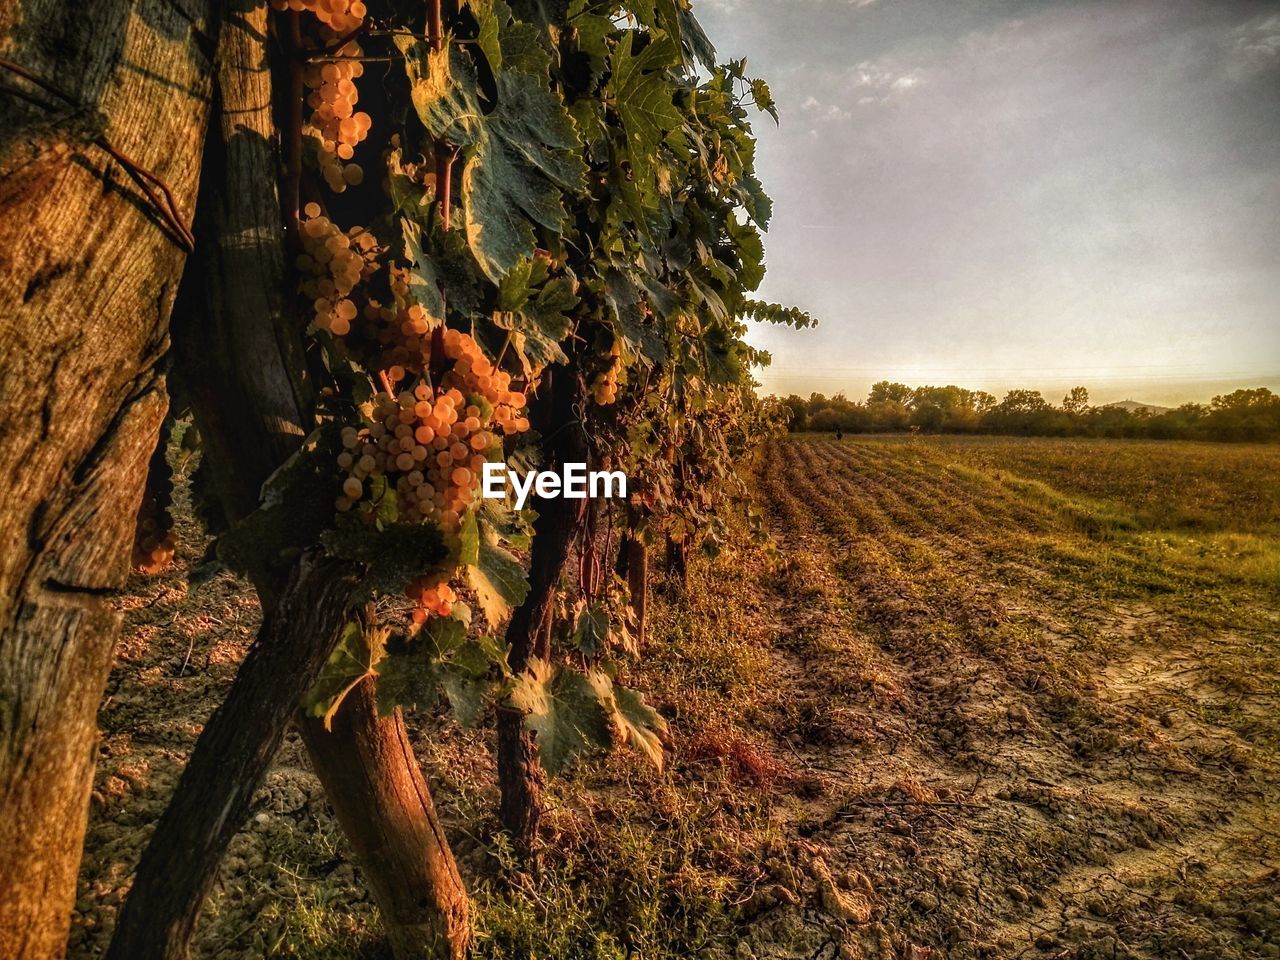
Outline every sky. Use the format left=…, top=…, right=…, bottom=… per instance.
left=692, top=0, right=1280, bottom=406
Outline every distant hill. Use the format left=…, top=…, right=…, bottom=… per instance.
left=1104, top=400, right=1172, bottom=415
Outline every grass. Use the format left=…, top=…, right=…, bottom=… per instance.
left=76, top=433, right=1280, bottom=960
left=901, top=434, right=1280, bottom=533
left=471, top=786, right=753, bottom=960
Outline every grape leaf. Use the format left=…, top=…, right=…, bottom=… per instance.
left=464, top=68, right=586, bottom=281
left=375, top=642, right=439, bottom=716
left=572, top=602, right=610, bottom=656
left=727, top=213, right=765, bottom=290
left=605, top=268, right=665, bottom=364
left=303, top=622, right=389, bottom=731
left=678, top=4, right=717, bottom=72
left=320, top=518, right=447, bottom=602
left=610, top=33, right=682, bottom=181
left=400, top=39, right=585, bottom=281
left=493, top=273, right=577, bottom=374
left=440, top=669, right=488, bottom=727
left=217, top=434, right=336, bottom=586
left=612, top=684, right=667, bottom=770
left=467, top=532, right=529, bottom=625
left=458, top=508, right=481, bottom=567
left=376, top=617, right=505, bottom=725
left=401, top=217, right=445, bottom=321
left=508, top=660, right=614, bottom=774
left=743, top=298, right=815, bottom=328
left=750, top=77, right=778, bottom=123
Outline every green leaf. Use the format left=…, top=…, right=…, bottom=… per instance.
left=400, top=40, right=463, bottom=140
left=572, top=602, right=610, bottom=656
left=733, top=171, right=773, bottom=229
left=606, top=268, right=665, bottom=364
left=387, top=147, right=432, bottom=218
left=320, top=518, right=447, bottom=602
left=375, top=616, right=506, bottom=724
left=463, top=67, right=587, bottom=281
left=401, top=37, right=585, bottom=280
left=728, top=214, right=765, bottom=291
left=217, top=434, right=335, bottom=586
left=449, top=636, right=489, bottom=675
left=508, top=660, right=615, bottom=774
left=610, top=33, right=682, bottom=181
left=375, top=643, right=438, bottom=716
left=702, top=323, right=744, bottom=385
left=480, top=494, right=534, bottom=550
left=498, top=18, right=551, bottom=75
left=473, top=1, right=503, bottom=75
left=424, top=615, right=469, bottom=658
left=497, top=257, right=537, bottom=312
left=304, top=622, right=389, bottom=731
left=678, top=4, right=717, bottom=72
left=401, top=217, right=445, bottom=321
left=440, top=669, right=488, bottom=727
left=494, top=273, right=578, bottom=374
left=466, top=531, right=529, bottom=625
left=632, top=267, right=679, bottom=320
left=612, top=684, right=667, bottom=770
left=458, top=508, right=480, bottom=567
left=750, top=77, right=778, bottom=123
left=743, top=298, right=815, bottom=328
left=369, top=473, right=399, bottom=527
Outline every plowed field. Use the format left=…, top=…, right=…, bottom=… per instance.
left=73, top=435, right=1280, bottom=960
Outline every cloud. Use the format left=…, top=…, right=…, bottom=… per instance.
left=845, top=60, right=926, bottom=103
left=800, top=94, right=852, bottom=122
left=695, top=0, right=741, bottom=14
left=692, top=0, right=1280, bottom=398
left=1226, top=13, right=1280, bottom=80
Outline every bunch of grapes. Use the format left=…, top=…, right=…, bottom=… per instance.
left=270, top=0, right=371, bottom=192
left=355, top=267, right=436, bottom=374
left=404, top=574, right=458, bottom=623
left=333, top=330, right=531, bottom=622
left=302, top=49, right=371, bottom=193
left=590, top=340, right=622, bottom=405
left=297, top=204, right=380, bottom=335
left=271, top=0, right=366, bottom=34
left=433, top=328, right=531, bottom=440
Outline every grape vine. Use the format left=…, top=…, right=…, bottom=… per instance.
left=219, top=0, right=811, bottom=776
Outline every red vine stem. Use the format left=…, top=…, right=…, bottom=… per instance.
left=428, top=0, right=454, bottom=368
left=0, top=57, right=195, bottom=252
left=428, top=0, right=455, bottom=234
left=429, top=0, right=443, bottom=49
left=437, top=149, right=455, bottom=231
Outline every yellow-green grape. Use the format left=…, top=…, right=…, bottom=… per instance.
left=297, top=207, right=378, bottom=336
left=330, top=331, right=530, bottom=622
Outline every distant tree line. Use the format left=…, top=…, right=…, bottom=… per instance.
left=780, top=383, right=1280, bottom=442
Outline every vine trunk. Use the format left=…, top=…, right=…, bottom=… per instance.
left=0, top=1, right=216, bottom=954
left=106, top=7, right=470, bottom=957
left=498, top=368, right=589, bottom=850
